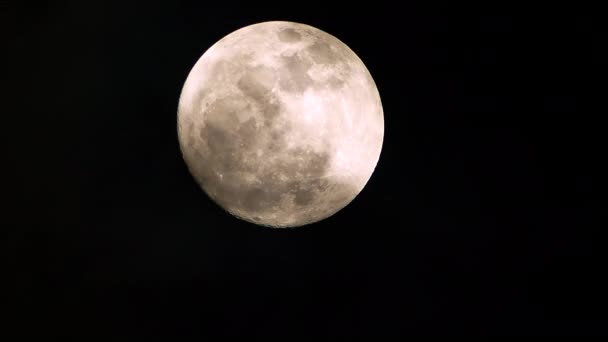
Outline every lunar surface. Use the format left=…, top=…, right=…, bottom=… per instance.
left=177, top=21, right=384, bottom=228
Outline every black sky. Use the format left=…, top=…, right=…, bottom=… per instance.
left=4, top=1, right=605, bottom=338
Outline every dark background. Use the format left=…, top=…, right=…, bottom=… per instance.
left=4, top=0, right=605, bottom=337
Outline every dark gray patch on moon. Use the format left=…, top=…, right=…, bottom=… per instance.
left=291, top=177, right=331, bottom=206
left=236, top=66, right=282, bottom=125
left=293, top=187, right=316, bottom=206
left=242, top=187, right=267, bottom=212
left=201, top=121, right=231, bottom=154
left=237, top=66, right=272, bottom=101
left=307, top=40, right=340, bottom=65
left=326, top=75, right=346, bottom=89
left=278, top=53, right=314, bottom=93
left=278, top=28, right=302, bottom=43
left=216, top=146, right=335, bottom=221
left=236, top=117, right=258, bottom=147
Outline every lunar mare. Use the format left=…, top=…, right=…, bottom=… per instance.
left=178, top=21, right=384, bottom=228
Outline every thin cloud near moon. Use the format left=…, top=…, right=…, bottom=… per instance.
left=177, top=21, right=384, bottom=228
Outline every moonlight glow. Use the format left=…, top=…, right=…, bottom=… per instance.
left=177, top=21, right=384, bottom=228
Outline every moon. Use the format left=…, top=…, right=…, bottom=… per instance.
left=177, top=21, right=384, bottom=228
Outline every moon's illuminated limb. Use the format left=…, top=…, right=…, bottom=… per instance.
left=178, top=21, right=384, bottom=228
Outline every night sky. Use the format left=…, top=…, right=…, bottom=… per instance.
left=5, top=1, right=604, bottom=337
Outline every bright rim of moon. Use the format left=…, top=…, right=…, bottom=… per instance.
left=178, top=21, right=384, bottom=228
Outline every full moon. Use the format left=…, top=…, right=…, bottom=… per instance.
left=178, top=21, right=384, bottom=228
